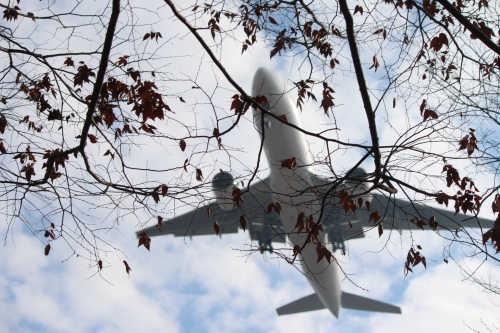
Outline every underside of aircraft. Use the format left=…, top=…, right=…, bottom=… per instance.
left=137, top=68, right=494, bottom=318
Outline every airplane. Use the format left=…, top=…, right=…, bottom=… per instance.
left=138, top=68, right=495, bottom=318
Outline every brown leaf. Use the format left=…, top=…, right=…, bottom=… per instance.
left=179, top=139, right=186, bottom=152
left=151, top=192, right=160, bottom=204
left=156, top=216, right=163, bottom=231
left=316, top=244, right=325, bottom=263
left=266, top=203, right=274, bottom=214
left=428, top=216, right=439, bottom=230
left=196, top=168, right=203, bottom=181
left=138, top=231, right=151, bottom=251
left=161, top=185, right=168, bottom=196
left=268, top=16, right=278, bottom=24
left=365, top=200, right=371, bottom=211
left=123, top=260, right=132, bottom=275
left=369, top=210, right=381, bottom=223
left=279, top=114, right=288, bottom=122
left=295, top=212, right=305, bottom=230
left=354, top=5, right=364, bottom=15
left=63, top=57, right=74, bottom=67
left=87, top=134, right=98, bottom=143
left=439, top=33, right=449, bottom=46
left=213, top=222, right=220, bottom=236
left=0, top=141, right=7, bottom=154
left=369, top=55, right=380, bottom=71
left=293, top=245, right=301, bottom=256
left=419, top=99, right=427, bottom=114
left=423, top=109, right=438, bottom=121
left=239, top=215, right=247, bottom=231
left=44, top=244, right=51, bottom=256
left=0, top=115, right=8, bottom=134
left=378, top=222, right=384, bottom=237
left=357, top=197, right=363, bottom=207
left=281, top=157, right=297, bottom=169
left=98, top=260, right=103, bottom=271
left=458, top=135, right=469, bottom=151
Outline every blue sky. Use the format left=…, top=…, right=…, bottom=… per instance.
left=0, top=1, right=499, bottom=332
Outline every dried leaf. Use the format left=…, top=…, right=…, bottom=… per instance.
left=138, top=231, right=151, bottom=251
left=354, top=5, right=364, bottom=15
left=88, top=134, right=98, bottom=143
left=151, top=192, right=159, bottom=204
left=239, top=215, right=247, bottom=231
left=156, top=216, right=163, bottom=231
left=423, top=109, right=438, bottom=121
left=179, top=139, right=186, bottom=152
left=369, top=55, right=380, bottom=71
left=196, top=168, right=203, bottom=181
left=123, top=260, right=132, bottom=275
left=213, top=222, right=220, bottom=236
left=44, top=244, right=51, bottom=256
left=357, top=197, right=363, bottom=207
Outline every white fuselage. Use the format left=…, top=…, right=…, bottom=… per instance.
left=252, top=68, right=342, bottom=317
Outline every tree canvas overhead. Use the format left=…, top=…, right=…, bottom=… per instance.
left=0, top=0, right=499, bottom=288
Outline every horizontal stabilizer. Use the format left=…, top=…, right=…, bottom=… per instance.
left=276, top=292, right=401, bottom=316
left=276, top=293, right=325, bottom=315
left=341, top=292, right=401, bottom=314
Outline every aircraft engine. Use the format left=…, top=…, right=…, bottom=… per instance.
left=344, top=167, right=369, bottom=194
left=212, top=172, right=236, bottom=211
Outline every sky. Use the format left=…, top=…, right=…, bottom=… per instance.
left=1, top=1, right=499, bottom=332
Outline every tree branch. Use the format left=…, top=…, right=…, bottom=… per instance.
left=435, top=0, right=500, bottom=56
left=337, top=0, right=382, bottom=181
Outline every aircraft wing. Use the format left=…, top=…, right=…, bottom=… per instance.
left=310, top=174, right=494, bottom=247
left=361, top=192, right=494, bottom=232
left=137, top=178, right=286, bottom=248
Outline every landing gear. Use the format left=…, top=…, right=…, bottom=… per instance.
left=259, top=243, right=274, bottom=254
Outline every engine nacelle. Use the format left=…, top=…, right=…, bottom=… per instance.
left=212, top=172, right=236, bottom=211
left=344, top=167, right=369, bottom=194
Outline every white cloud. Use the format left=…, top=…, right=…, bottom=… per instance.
left=1, top=1, right=499, bottom=333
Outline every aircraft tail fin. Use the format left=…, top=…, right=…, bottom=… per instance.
left=276, top=292, right=401, bottom=316
left=276, top=293, right=325, bottom=315
left=341, top=291, right=402, bottom=314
